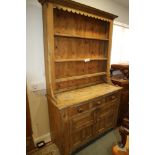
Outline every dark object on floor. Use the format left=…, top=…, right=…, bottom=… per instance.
left=27, top=142, right=60, bottom=155
left=37, top=141, right=45, bottom=148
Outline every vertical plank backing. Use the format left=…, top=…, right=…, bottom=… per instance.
left=54, top=37, right=105, bottom=59
left=54, top=9, right=107, bottom=39
left=53, top=8, right=113, bottom=92
left=55, top=61, right=106, bottom=79
left=55, top=75, right=104, bottom=92
left=42, top=3, right=56, bottom=96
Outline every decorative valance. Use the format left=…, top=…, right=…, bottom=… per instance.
left=54, top=4, right=111, bottom=22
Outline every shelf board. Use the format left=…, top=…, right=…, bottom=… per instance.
left=55, top=81, right=103, bottom=94
left=54, top=33, right=109, bottom=41
left=56, top=72, right=106, bottom=83
left=55, top=58, right=107, bottom=62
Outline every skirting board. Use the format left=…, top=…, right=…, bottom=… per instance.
left=33, top=132, right=52, bottom=146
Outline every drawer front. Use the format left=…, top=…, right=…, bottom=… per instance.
left=69, top=102, right=90, bottom=117
left=92, top=93, right=119, bottom=109
left=105, top=93, right=119, bottom=102
left=92, top=98, right=105, bottom=108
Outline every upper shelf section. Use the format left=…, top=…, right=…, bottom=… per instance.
left=54, top=36, right=108, bottom=60
left=54, top=9, right=110, bottom=40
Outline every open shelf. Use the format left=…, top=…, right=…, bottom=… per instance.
left=55, top=81, right=104, bottom=94
left=53, top=7, right=110, bottom=92
left=54, top=33, right=109, bottom=41
left=55, top=58, right=107, bottom=62
left=56, top=72, right=106, bottom=83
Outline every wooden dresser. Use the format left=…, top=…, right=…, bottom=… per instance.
left=38, top=0, right=122, bottom=154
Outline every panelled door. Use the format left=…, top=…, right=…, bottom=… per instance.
left=94, top=102, right=117, bottom=135
left=70, top=111, right=94, bottom=149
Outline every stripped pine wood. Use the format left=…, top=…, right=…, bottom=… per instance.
left=54, top=58, right=107, bottom=62
left=39, top=1, right=121, bottom=155
left=55, top=72, right=106, bottom=82
left=54, top=31, right=109, bottom=40
left=55, top=83, right=122, bottom=109
left=54, top=37, right=107, bottom=59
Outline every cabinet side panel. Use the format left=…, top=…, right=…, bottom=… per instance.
left=106, top=20, right=113, bottom=83
left=47, top=97, right=63, bottom=153
left=42, top=3, right=55, bottom=96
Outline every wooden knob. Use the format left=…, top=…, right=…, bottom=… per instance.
left=102, top=98, right=105, bottom=102
left=112, top=95, right=116, bottom=99
left=77, top=108, right=83, bottom=113
left=97, top=101, right=101, bottom=105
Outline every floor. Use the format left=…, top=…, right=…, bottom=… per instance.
left=27, top=128, right=121, bottom=155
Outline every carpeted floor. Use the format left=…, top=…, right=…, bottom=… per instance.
left=27, top=128, right=121, bottom=155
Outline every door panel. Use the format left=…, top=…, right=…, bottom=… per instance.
left=95, top=102, right=117, bottom=134
left=71, top=125, right=94, bottom=149
left=95, top=114, right=106, bottom=134
left=71, top=111, right=94, bottom=131
left=70, top=111, right=94, bottom=149
left=105, top=108, right=116, bottom=129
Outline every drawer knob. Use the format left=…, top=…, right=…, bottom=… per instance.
left=97, top=101, right=101, bottom=105
left=77, top=108, right=84, bottom=113
left=112, top=95, right=116, bottom=99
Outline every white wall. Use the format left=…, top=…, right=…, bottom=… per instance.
left=73, top=0, right=129, bottom=25
left=26, top=0, right=129, bottom=144
left=26, top=0, right=51, bottom=144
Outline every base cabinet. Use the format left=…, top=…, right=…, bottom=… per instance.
left=48, top=91, right=121, bottom=155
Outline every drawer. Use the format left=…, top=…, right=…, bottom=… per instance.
left=92, top=98, right=106, bottom=108
left=105, top=93, right=119, bottom=102
left=69, top=102, right=90, bottom=117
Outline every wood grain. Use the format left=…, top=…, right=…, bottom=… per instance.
left=55, top=83, right=122, bottom=109
left=42, top=3, right=56, bottom=96
left=40, top=1, right=120, bottom=155
left=55, top=72, right=106, bottom=82
left=38, top=0, right=118, bottom=20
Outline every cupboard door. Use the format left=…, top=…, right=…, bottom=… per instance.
left=95, top=103, right=117, bottom=135
left=71, top=130, right=82, bottom=148
left=71, top=125, right=94, bottom=149
left=95, top=112, right=106, bottom=134
left=105, top=108, right=116, bottom=129
left=70, top=111, right=94, bottom=149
